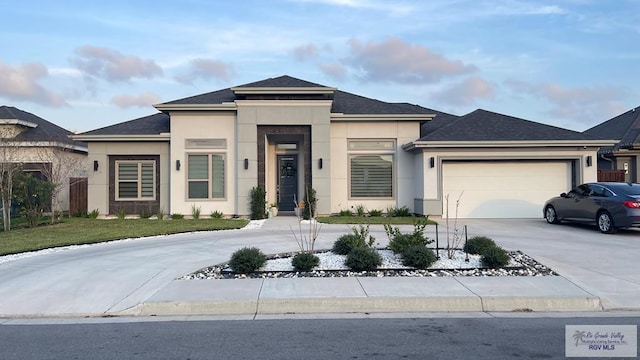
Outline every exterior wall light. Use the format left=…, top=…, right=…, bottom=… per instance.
left=93, top=160, right=99, bottom=171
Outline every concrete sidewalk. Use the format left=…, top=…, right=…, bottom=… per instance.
left=123, top=276, right=602, bottom=316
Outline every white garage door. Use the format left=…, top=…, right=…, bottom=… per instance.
left=442, top=161, right=572, bottom=218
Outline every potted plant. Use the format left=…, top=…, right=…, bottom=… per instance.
left=268, top=202, right=278, bottom=218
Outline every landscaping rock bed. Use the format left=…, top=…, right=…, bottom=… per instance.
left=181, top=249, right=558, bottom=280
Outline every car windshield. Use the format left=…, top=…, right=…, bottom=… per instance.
left=605, top=183, right=640, bottom=196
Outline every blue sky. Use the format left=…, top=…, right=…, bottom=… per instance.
left=1, top=0, right=639, bottom=132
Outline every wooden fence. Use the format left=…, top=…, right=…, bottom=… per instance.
left=69, top=177, right=88, bottom=216
left=597, top=170, right=625, bottom=182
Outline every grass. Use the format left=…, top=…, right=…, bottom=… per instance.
left=317, top=216, right=437, bottom=225
left=0, top=217, right=248, bottom=256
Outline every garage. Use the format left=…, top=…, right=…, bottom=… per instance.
left=441, top=160, right=573, bottom=218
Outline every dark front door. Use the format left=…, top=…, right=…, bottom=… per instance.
left=278, top=155, right=298, bottom=211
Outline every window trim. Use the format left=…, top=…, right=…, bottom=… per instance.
left=347, top=139, right=396, bottom=200
left=115, top=160, right=156, bottom=201
left=186, top=153, right=227, bottom=200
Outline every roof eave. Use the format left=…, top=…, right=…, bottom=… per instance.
left=71, top=134, right=171, bottom=142
left=154, top=103, right=237, bottom=111
left=403, top=139, right=619, bottom=151
left=0, top=119, right=38, bottom=128
left=331, top=114, right=435, bottom=121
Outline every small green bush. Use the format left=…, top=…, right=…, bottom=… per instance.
left=229, top=247, right=267, bottom=273
left=481, top=246, right=510, bottom=269
left=191, top=204, right=201, bottom=219
left=156, top=207, right=165, bottom=220
left=250, top=186, right=267, bottom=220
left=368, top=209, right=383, bottom=217
left=401, top=245, right=437, bottom=269
left=291, top=252, right=320, bottom=271
left=389, top=233, right=430, bottom=255
left=345, top=247, right=382, bottom=271
left=388, top=206, right=412, bottom=217
left=88, top=209, right=100, bottom=219
left=139, top=210, right=151, bottom=219
left=117, top=208, right=126, bottom=219
left=302, top=187, right=317, bottom=220
left=464, top=236, right=497, bottom=255
left=171, top=213, right=184, bottom=220
left=332, top=234, right=362, bottom=255
left=339, top=209, right=353, bottom=217
left=354, top=204, right=366, bottom=217
left=210, top=210, right=224, bottom=219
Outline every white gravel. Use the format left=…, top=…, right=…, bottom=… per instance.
left=261, top=249, right=483, bottom=271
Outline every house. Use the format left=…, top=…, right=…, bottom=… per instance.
left=73, top=76, right=615, bottom=219
left=584, top=107, right=640, bottom=183
left=0, top=106, right=88, bottom=214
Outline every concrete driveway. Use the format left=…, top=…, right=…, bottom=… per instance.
left=0, top=218, right=638, bottom=317
left=458, top=218, right=640, bottom=310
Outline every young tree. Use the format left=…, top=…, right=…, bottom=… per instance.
left=35, top=145, right=86, bottom=224
left=0, top=140, right=22, bottom=231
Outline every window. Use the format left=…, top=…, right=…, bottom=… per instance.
left=188, top=154, right=225, bottom=199
left=348, top=140, right=395, bottom=198
left=116, top=161, right=155, bottom=200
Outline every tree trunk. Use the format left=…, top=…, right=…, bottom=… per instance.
left=2, top=197, right=11, bottom=231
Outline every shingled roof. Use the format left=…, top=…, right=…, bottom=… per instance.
left=583, top=107, right=640, bottom=152
left=79, top=113, right=169, bottom=136
left=418, top=109, right=597, bottom=142
left=160, top=75, right=435, bottom=115
left=0, top=106, right=85, bottom=148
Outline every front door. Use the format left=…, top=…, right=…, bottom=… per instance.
left=277, top=155, right=298, bottom=211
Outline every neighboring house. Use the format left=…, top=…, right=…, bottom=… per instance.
left=584, top=107, right=640, bottom=183
left=73, top=76, right=615, bottom=219
left=0, top=106, right=88, bottom=214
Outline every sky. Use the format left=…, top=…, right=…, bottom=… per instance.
left=1, top=0, right=639, bottom=133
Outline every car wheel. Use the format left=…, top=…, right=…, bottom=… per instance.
left=597, top=211, right=617, bottom=234
left=544, top=206, right=560, bottom=224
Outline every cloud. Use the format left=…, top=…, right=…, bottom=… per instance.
left=318, top=63, right=348, bottom=81
left=433, top=76, right=495, bottom=106
left=0, top=60, right=67, bottom=106
left=111, top=92, right=162, bottom=108
left=293, top=44, right=319, bottom=61
left=346, top=38, right=477, bottom=84
left=505, top=79, right=628, bottom=126
left=288, top=0, right=413, bottom=15
left=72, top=45, right=163, bottom=82
left=174, top=59, right=234, bottom=84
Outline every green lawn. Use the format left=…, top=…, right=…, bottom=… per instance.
left=0, top=217, right=248, bottom=256
left=317, top=216, right=437, bottom=225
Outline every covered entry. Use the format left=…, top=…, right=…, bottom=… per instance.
left=441, top=160, right=574, bottom=218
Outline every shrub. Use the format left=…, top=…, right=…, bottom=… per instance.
left=339, top=209, right=353, bottom=217
left=88, top=209, right=100, bottom=219
left=210, top=210, right=224, bottom=219
left=117, top=208, right=126, bottom=220
left=353, top=204, right=366, bottom=217
left=250, top=186, right=267, bottom=220
left=401, top=245, right=437, bottom=269
left=388, top=206, right=412, bottom=217
left=345, top=247, right=382, bottom=271
left=171, top=213, right=184, bottom=220
left=481, top=246, right=510, bottom=269
left=156, top=207, right=165, bottom=220
left=332, top=234, right=362, bottom=255
left=291, top=252, right=320, bottom=271
left=388, top=233, right=430, bottom=255
left=302, top=187, right=317, bottom=220
left=464, top=236, right=497, bottom=255
left=139, top=210, right=151, bottom=219
left=368, top=209, right=383, bottom=217
left=191, top=204, right=201, bottom=219
left=229, top=247, right=267, bottom=273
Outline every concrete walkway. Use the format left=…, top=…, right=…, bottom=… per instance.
left=1, top=217, right=639, bottom=318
